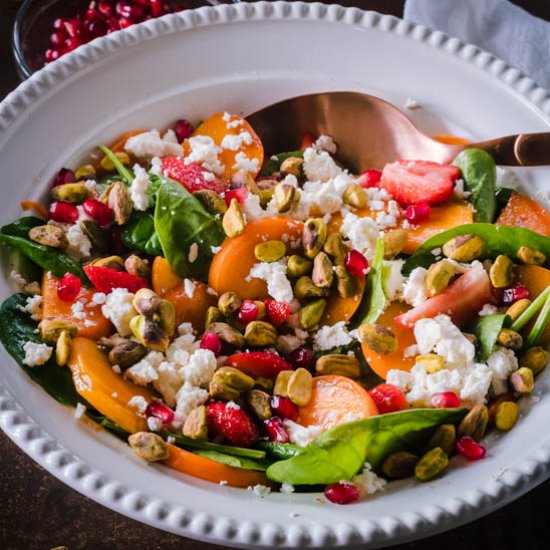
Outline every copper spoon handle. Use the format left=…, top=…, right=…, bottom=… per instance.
left=470, top=132, right=550, bottom=166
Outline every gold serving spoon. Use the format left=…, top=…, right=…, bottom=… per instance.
left=246, top=92, right=550, bottom=171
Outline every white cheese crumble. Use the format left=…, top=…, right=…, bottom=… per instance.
left=185, top=135, right=224, bottom=175
left=183, top=278, right=196, bottom=298
left=283, top=419, right=323, bottom=447
left=303, top=147, right=341, bottom=182
left=453, top=179, right=471, bottom=200
left=125, top=351, right=163, bottom=386
left=340, top=213, right=379, bottom=261
left=249, top=260, right=293, bottom=303
left=9, top=270, right=27, bottom=290
left=352, top=462, right=387, bottom=495
left=226, top=400, right=241, bottom=410
left=124, top=129, right=183, bottom=160
left=66, top=223, right=92, bottom=261
left=221, top=131, right=253, bottom=151
left=180, top=349, right=217, bottom=387
left=147, top=416, right=163, bottom=432
left=150, top=156, right=163, bottom=175
left=101, top=288, right=137, bottom=336
left=71, top=301, right=86, bottom=320
left=247, top=484, right=271, bottom=497
left=479, top=303, right=499, bottom=316
left=173, top=383, right=209, bottom=427
left=314, top=135, right=337, bottom=154
left=404, top=98, right=421, bottom=110
left=382, top=260, right=405, bottom=301
left=74, top=402, right=87, bottom=420
left=17, top=295, right=42, bottom=321
left=22, top=341, right=52, bottom=367
left=402, top=267, right=428, bottom=307
left=130, top=164, right=151, bottom=211
left=233, top=152, right=259, bottom=174
left=280, top=483, right=295, bottom=494
left=188, top=243, right=199, bottom=264
left=128, top=395, right=148, bottom=414
left=487, top=347, right=518, bottom=395
left=90, top=292, right=106, bottom=306
left=313, top=321, right=354, bottom=351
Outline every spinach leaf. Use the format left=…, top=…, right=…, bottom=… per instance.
left=98, top=145, right=134, bottom=185
left=154, top=178, right=224, bottom=279
left=404, top=223, right=550, bottom=274
left=260, top=150, right=303, bottom=177
left=266, top=408, right=467, bottom=485
left=453, top=148, right=496, bottom=222
left=121, top=211, right=163, bottom=256
left=168, top=433, right=266, bottom=460
left=1, top=216, right=44, bottom=238
left=495, top=186, right=513, bottom=214
left=0, top=294, right=79, bottom=406
left=193, top=450, right=270, bottom=471
left=257, top=441, right=302, bottom=460
left=472, top=314, right=510, bottom=362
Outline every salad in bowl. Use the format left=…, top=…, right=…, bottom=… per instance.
left=1, top=109, right=549, bottom=504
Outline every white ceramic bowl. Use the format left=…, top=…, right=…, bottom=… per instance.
left=2, top=2, right=550, bottom=548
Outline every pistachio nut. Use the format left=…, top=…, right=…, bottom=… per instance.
left=458, top=404, right=489, bottom=441
left=51, top=183, right=89, bottom=203
left=414, top=447, right=449, bottom=482
left=254, top=301, right=266, bottom=320
left=519, top=346, right=549, bottom=375
left=442, top=234, right=484, bottom=262
left=494, top=401, right=519, bottom=431
left=294, top=276, right=329, bottom=299
left=100, top=151, right=130, bottom=172
left=207, top=322, right=245, bottom=348
left=279, top=156, right=304, bottom=177
left=334, top=265, right=356, bottom=298
left=287, top=255, right=313, bottom=278
left=497, top=328, right=523, bottom=351
left=218, top=292, right=242, bottom=317
left=222, top=198, right=246, bottom=238
left=124, top=255, right=151, bottom=279
left=254, top=376, right=274, bottom=393
left=108, top=340, right=148, bottom=369
left=274, top=370, right=293, bottom=396
left=80, top=220, right=110, bottom=253
left=133, top=288, right=162, bottom=316
left=517, top=245, right=546, bottom=266
left=342, top=183, right=367, bottom=208
left=231, top=170, right=259, bottom=194
left=74, top=164, right=96, bottom=180
left=129, top=315, right=169, bottom=352
left=254, top=240, right=286, bottom=263
left=311, top=251, right=334, bottom=289
left=489, top=255, right=514, bottom=288
left=425, top=260, right=456, bottom=297
left=244, top=321, right=278, bottom=347
left=488, top=393, right=514, bottom=424
left=157, top=300, right=176, bottom=337
left=29, top=225, right=68, bottom=249
left=258, top=189, right=275, bottom=208
left=108, top=181, right=133, bottom=225
left=383, top=229, right=408, bottom=259
left=381, top=451, right=418, bottom=479
left=315, top=354, right=361, bottom=378
left=39, top=318, right=78, bottom=343
left=208, top=379, right=240, bottom=401
left=302, top=218, right=327, bottom=259
left=299, top=298, right=327, bottom=330
left=505, top=298, right=531, bottom=323
left=424, top=423, right=456, bottom=456
left=194, top=189, right=228, bottom=215
left=274, top=182, right=299, bottom=213
left=358, top=323, right=397, bottom=355
left=246, top=389, right=272, bottom=421
left=287, top=368, right=313, bottom=406
left=128, top=432, right=169, bottom=462
left=323, top=233, right=346, bottom=265
left=209, top=366, right=255, bottom=400
left=509, top=367, right=535, bottom=396
left=205, top=306, right=223, bottom=329
left=183, top=405, right=208, bottom=440
left=55, top=330, right=72, bottom=367
left=415, top=354, right=445, bottom=374
left=91, top=255, right=125, bottom=271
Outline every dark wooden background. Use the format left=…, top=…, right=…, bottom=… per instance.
left=1, top=1, right=550, bottom=548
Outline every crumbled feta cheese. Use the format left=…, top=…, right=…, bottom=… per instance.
left=247, top=484, right=271, bottom=497
left=128, top=395, right=148, bottom=414
left=353, top=462, right=387, bottom=495
left=382, top=260, right=405, bottom=301
left=219, top=480, right=228, bottom=486
left=173, top=383, right=209, bottom=426
left=185, top=135, right=224, bottom=175
left=74, top=402, right=87, bottom=420
left=460, top=363, right=493, bottom=404
left=249, top=260, right=293, bottom=302
left=188, top=243, right=199, bottom=264
left=147, top=416, right=163, bottom=432
left=280, top=483, right=295, bottom=494
left=402, top=267, right=428, bottom=307
left=71, top=301, right=86, bottom=320
left=221, top=131, right=253, bottom=150
left=211, top=246, right=221, bottom=254
left=405, top=98, right=420, bottom=110
left=90, top=292, right=106, bottom=306
left=167, top=436, right=176, bottom=445
left=340, top=213, right=379, bottom=261
left=130, top=164, right=151, bottom=211
left=150, top=156, right=163, bottom=175
left=313, top=321, right=354, bottom=351
left=233, top=151, right=259, bottom=174
left=314, top=135, right=337, bottom=154
left=453, top=179, right=471, bottom=200
left=226, top=400, right=241, bottom=410
left=487, top=347, right=518, bottom=395
left=479, top=303, right=499, bottom=316
left=125, top=351, right=163, bottom=386
left=101, top=288, right=137, bottom=336
left=283, top=420, right=323, bottom=447
left=183, top=278, right=196, bottom=298
left=403, top=344, right=419, bottom=358
left=303, top=147, right=341, bottom=182
left=180, top=349, right=217, bottom=387
left=17, top=295, right=42, bottom=321
left=124, top=129, right=183, bottom=160
left=66, top=223, right=92, bottom=261
left=112, top=365, right=121, bottom=374
left=9, top=270, right=27, bottom=290
left=22, top=341, right=52, bottom=366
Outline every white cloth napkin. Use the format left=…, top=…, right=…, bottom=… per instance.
left=404, top=0, right=550, bottom=91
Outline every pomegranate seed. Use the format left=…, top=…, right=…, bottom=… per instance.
left=146, top=400, right=174, bottom=425
left=63, top=18, right=82, bottom=38
left=344, top=250, right=369, bottom=277
left=83, top=199, right=113, bottom=226
left=431, top=391, right=461, bottom=409
left=455, top=436, right=486, bottom=461
left=45, top=48, right=62, bottom=63
left=49, top=201, right=78, bottom=223
left=405, top=203, right=431, bottom=224
left=116, top=2, right=144, bottom=20
left=65, top=37, right=84, bottom=52
left=53, top=18, right=66, bottom=30
left=175, top=119, right=193, bottom=142
left=57, top=273, right=82, bottom=301
left=110, top=226, right=125, bottom=254
left=358, top=169, right=382, bottom=188
left=150, top=0, right=165, bottom=17
left=502, top=283, right=529, bottom=305
left=270, top=395, right=298, bottom=421
left=87, top=18, right=109, bottom=38
left=224, top=187, right=249, bottom=206
left=237, top=300, right=259, bottom=324
left=84, top=8, right=101, bottom=22
left=324, top=482, right=360, bottom=505
left=50, top=31, right=66, bottom=46
left=200, top=331, right=223, bottom=357
left=107, top=16, right=121, bottom=31
left=286, top=347, right=314, bottom=370
left=264, top=417, right=289, bottom=443
left=54, top=167, right=76, bottom=186
left=98, top=1, right=115, bottom=16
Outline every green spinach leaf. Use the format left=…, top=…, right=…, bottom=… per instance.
left=1, top=216, right=44, bottom=238
left=266, top=408, right=467, bottom=485
left=257, top=441, right=302, bottom=460
left=121, top=211, right=163, bottom=256
left=471, top=314, right=510, bottom=362
left=260, top=150, right=304, bottom=177
left=193, top=450, right=270, bottom=471
left=168, top=433, right=266, bottom=460
left=154, top=178, right=224, bottom=279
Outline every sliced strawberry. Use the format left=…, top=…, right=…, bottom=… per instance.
left=396, top=262, right=491, bottom=329
left=380, top=160, right=460, bottom=205
left=264, top=299, right=291, bottom=326
left=161, top=157, right=227, bottom=194
left=226, top=351, right=293, bottom=379
left=84, top=265, right=148, bottom=294
left=368, top=383, right=410, bottom=414
left=206, top=401, right=259, bottom=447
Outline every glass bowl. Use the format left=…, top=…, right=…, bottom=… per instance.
left=12, top=0, right=237, bottom=79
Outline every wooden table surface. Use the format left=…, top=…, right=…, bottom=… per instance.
left=1, top=1, right=550, bottom=548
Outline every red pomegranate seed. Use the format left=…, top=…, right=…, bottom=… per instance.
left=344, top=250, right=369, bottom=277
left=358, top=169, right=382, bottom=188
left=87, top=18, right=109, bottom=38
left=456, top=436, right=486, bottom=461
left=84, top=8, right=101, bottom=23
left=286, top=347, right=314, bottom=370
left=146, top=400, right=174, bottom=425
left=98, top=0, right=115, bottom=16
left=63, top=18, right=82, bottom=38
left=118, top=16, right=133, bottom=29
left=57, top=273, right=82, bottom=302
left=110, top=226, right=125, bottom=254
left=49, top=201, right=78, bottom=223
left=224, top=187, right=249, bottom=206
left=270, top=395, right=298, bottom=421
left=324, top=482, right=360, bottom=505
left=54, top=167, right=76, bottom=186
left=150, top=0, right=165, bottom=17
left=431, top=391, right=461, bottom=409
left=65, top=37, right=84, bottom=52
left=107, top=16, right=121, bottom=31
left=50, top=31, right=66, bottom=46
left=264, top=417, right=289, bottom=443
left=405, top=203, right=431, bottom=224
left=83, top=199, right=113, bottom=226
left=237, top=300, right=259, bottom=324
left=199, top=331, right=223, bottom=357
left=53, top=18, right=66, bottom=30
left=501, top=283, right=529, bottom=305
left=116, top=2, right=145, bottom=20
left=175, top=119, right=193, bottom=142
left=45, top=48, right=62, bottom=63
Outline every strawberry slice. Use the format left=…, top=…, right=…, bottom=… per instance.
left=84, top=265, right=148, bottom=294
left=396, top=262, right=491, bottom=329
left=380, top=160, right=460, bottom=205
left=161, top=157, right=227, bottom=194
left=206, top=401, right=259, bottom=447
left=264, top=299, right=291, bottom=326
left=226, top=351, right=293, bottom=379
